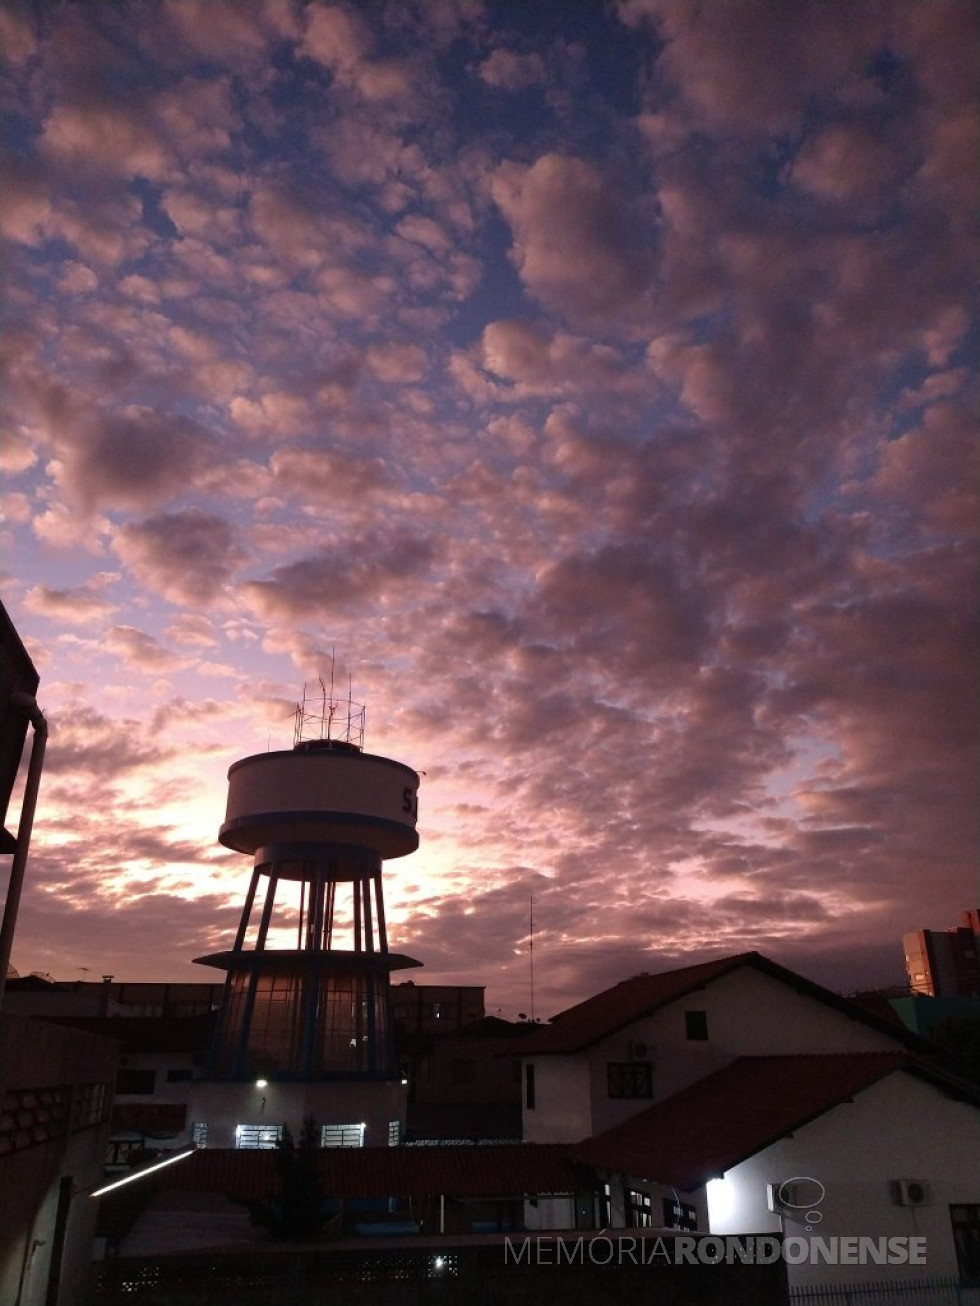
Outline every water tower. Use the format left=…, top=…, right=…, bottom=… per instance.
left=195, top=687, right=422, bottom=1105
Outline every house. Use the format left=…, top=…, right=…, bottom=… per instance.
left=517, top=951, right=980, bottom=1289
left=403, top=1015, right=529, bottom=1144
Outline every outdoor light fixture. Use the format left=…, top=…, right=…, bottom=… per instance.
left=255, top=1078, right=268, bottom=1088
left=90, top=1148, right=197, bottom=1198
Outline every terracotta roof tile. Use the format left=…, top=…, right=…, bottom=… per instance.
left=167, top=1143, right=591, bottom=1200
left=110, top=1103, right=188, bottom=1135
left=36, top=1012, right=215, bottom=1053
left=571, top=1053, right=915, bottom=1190
left=518, top=953, right=925, bottom=1055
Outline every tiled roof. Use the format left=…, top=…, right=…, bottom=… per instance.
left=167, top=1143, right=591, bottom=1200
left=570, top=1053, right=916, bottom=1190
left=518, top=952, right=925, bottom=1055
left=111, top=1103, right=188, bottom=1135
left=404, top=1103, right=522, bottom=1142
left=450, top=1016, right=537, bottom=1040
left=35, top=1012, right=215, bottom=1053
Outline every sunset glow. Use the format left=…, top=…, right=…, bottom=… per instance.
left=1, top=1, right=976, bottom=1016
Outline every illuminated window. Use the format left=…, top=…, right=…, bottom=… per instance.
left=105, top=1139, right=143, bottom=1167
left=663, top=1196, right=698, bottom=1230
left=627, top=1189, right=652, bottom=1228
left=607, top=1062, right=653, bottom=1098
left=190, top=1122, right=208, bottom=1148
left=388, top=1120, right=401, bottom=1147
left=235, top=1123, right=282, bottom=1149
left=598, top=1183, right=611, bottom=1227
left=320, top=1123, right=365, bottom=1148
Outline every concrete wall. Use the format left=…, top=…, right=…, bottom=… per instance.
left=522, top=1056, right=592, bottom=1143
left=0, top=1013, right=117, bottom=1306
left=412, top=1033, right=522, bottom=1106
left=523, top=1196, right=577, bottom=1230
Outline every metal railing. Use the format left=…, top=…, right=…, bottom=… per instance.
left=790, top=1275, right=980, bottom=1305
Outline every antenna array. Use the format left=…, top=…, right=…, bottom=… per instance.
left=292, top=656, right=365, bottom=749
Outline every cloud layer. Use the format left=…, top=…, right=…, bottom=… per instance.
left=2, top=0, right=976, bottom=1013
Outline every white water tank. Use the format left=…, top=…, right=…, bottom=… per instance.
left=219, top=741, right=419, bottom=859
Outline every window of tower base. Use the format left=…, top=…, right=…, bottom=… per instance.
left=210, top=965, right=393, bottom=1079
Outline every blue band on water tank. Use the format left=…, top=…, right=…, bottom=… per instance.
left=253, top=842, right=381, bottom=871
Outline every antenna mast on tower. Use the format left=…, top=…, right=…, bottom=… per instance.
left=292, top=658, right=365, bottom=750
left=529, top=891, right=535, bottom=1024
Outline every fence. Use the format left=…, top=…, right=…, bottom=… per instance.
left=790, top=1275, right=980, bottom=1305
left=88, top=1239, right=788, bottom=1306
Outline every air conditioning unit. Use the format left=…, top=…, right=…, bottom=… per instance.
left=891, top=1179, right=932, bottom=1207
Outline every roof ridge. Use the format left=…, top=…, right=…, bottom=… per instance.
left=736, top=1050, right=910, bottom=1062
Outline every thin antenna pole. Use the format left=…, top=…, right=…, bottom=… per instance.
left=529, top=891, right=535, bottom=1024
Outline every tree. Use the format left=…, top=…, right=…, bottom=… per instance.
left=245, top=1117, right=333, bottom=1240
left=929, top=1017, right=980, bottom=1087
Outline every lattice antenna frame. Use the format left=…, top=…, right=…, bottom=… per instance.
left=292, top=675, right=365, bottom=749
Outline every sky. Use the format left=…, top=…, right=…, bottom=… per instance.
left=1, top=0, right=977, bottom=1019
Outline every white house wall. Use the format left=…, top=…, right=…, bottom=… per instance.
left=704, top=1070, right=980, bottom=1287
left=523, top=1196, right=577, bottom=1230
left=523, top=1056, right=592, bottom=1143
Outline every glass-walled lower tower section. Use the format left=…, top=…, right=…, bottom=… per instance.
left=206, top=959, right=405, bottom=1079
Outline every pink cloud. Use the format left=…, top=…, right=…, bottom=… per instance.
left=792, top=123, right=912, bottom=206
left=114, top=510, right=246, bottom=605
left=492, top=154, right=654, bottom=322
left=41, top=101, right=174, bottom=181
left=50, top=407, right=220, bottom=513
left=364, top=341, right=428, bottom=384
left=243, top=529, right=436, bottom=621
left=0, top=6, right=37, bottom=64
left=0, top=156, right=51, bottom=244
left=872, top=402, right=978, bottom=536
left=478, top=49, right=546, bottom=91
left=104, top=624, right=184, bottom=673
left=23, top=576, right=120, bottom=626
left=270, top=447, right=397, bottom=502
left=621, top=0, right=882, bottom=135
left=149, top=0, right=294, bottom=68
left=301, top=4, right=414, bottom=103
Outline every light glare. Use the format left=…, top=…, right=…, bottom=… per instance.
left=90, top=1148, right=196, bottom=1198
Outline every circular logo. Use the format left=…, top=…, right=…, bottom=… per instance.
left=778, top=1176, right=826, bottom=1230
